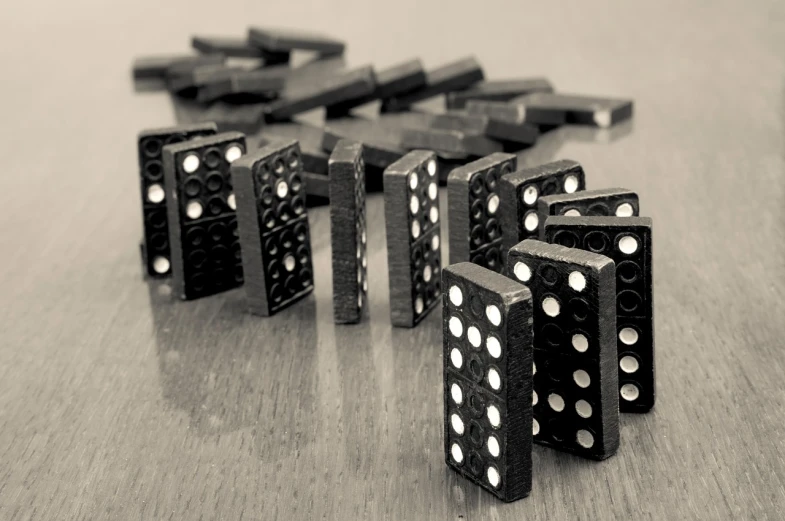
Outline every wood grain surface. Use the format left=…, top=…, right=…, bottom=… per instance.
left=0, top=1, right=784, bottom=519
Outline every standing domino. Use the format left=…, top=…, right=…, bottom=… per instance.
left=448, top=153, right=517, bottom=272
left=137, top=122, right=217, bottom=278
left=507, top=239, right=619, bottom=460
left=536, top=188, right=639, bottom=239
left=329, top=140, right=368, bottom=324
left=231, top=140, right=314, bottom=315
left=443, top=262, right=533, bottom=502
left=544, top=216, right=654, bottom=413
left=499, top=160, right=586, bottom=252
left=162, top=132, right=246, bottom=300
left=384, top=150, right=442, bottom=327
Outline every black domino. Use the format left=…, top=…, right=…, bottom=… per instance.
left=230, top=140, right=314, bottom=315
left=248, top=27, right=345, bottom=56
left=162, top=132, right=247, bottom=299
left=384, top=151, right=442, bottom=327
left=132, top=54, right=224, bottom=80
left=266, top=66, right=376, bottom=121
left=442, top=262, right=533, bottom=502
left=537, top=188, right=639, bottom=239
left=447, top=153, right=517, bottom=272
left=401, top=127, right=503, bottom=159
left=499, top=160, right=586, bottom=251
left=192, top=35, right=290, bottom=63
left=507, top=239, right=619, bottom=460
left=168, top=64, right=244, bottom=96
left=466, top=99, right=566, bottom=127
left=381, top=57, right=484, bottom=112
left=200, top=102, right=267, bottom=134
left=544, top=216, right=654, bottom=413
left=325, top=59, right=427, bottom=118
left=513, top=93, right=634, bottom=128
left=196, top=67, right=288, bottom=103
left=329, top=140, right=368, bottom=323
left=446, top=78, right=554, bottom=109
left=430, top=111, right=539, bottom=147
left=137, top=123, right=217, bottom=278
left=261, top=123, right=329, bottom=175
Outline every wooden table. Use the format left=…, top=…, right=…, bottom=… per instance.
left=1, top=1, right=783, bottom=519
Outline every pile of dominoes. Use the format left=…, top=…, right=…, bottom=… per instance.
left=133, top=27, right=647, bottom=503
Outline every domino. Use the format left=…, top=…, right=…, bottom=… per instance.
left=447, top=153, right=517, bottom=272
left=466, top=99, right=566, bottom=127
left=446, top=78, right=554, bottom=109
left=544, top=216, right=654, bottom=413
left=442, top=262, right=533, bottom=502
left=230, top=139, right=314, bottom=315
left=261, top=123, right=329, bottom=176
left=303, top=172, right=330, bottom=200
left=381, top=57, right=484, bottom=112
left=499, top=160, right=586, bottom=252
left=192, top=35, right=290, bottom=63
left=329, top=140, right=368, bottom=323
left=200, top=102, right=267, bottom=134
left=325, top=59, right=427, bottom=118
left=168, top=64, right=243, bottom=96
left=401, top=127, right=503, bottom=159
left=507, top=239, right=619, bottom=460
left=248, top=27, right=345, bottom=56
left=322, top=111, right=436, bottom=170
left=132, top=54, right=224, bottom=80
left=383, top=151, right=442, bottom=327
left=137, top=122, right=218, bottom=278
left=196, top=66, right=289, bottom=103
left=537, top=188, right=639, bottom=239
left=162, top=132, right=247, bottom=299
left=512, top=93, right=634, bottom=128
left=266, top=66, right=376, bottom=121
left=430, top=111, right=539, bottom=147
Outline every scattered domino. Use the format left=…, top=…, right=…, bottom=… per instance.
left=137, top=122, right=218, bottom=278
left=192, top=35, right=290, bottom=63
left=507, top=239, right=619, bottom=460
left=447, top=153, right=517, bottom=272
left=384, top=150, right=442, bottom=327
left=133, top=54, right=225, bottom=80
left=466, top=99, right=566, bottom=127
left=200, top=102, right=267, bottom=134
left=442, top=262, right=533, bottom=502
left=266, top=66, right=376, bottom=121
left=446, top=78, right=554, bottom=109
left=248, top=26, right=345, bottom=56
left=230, top=139, right=314, bottom=315
left=162, top=132, right=247, bottom=299
left=168, top=64, right=243, bottom=96
left=499, top=160, right=586, bottom=252
left=329, top=140, right=368, bottom=323
left=430, top=111, right=539, bottom=147
left=382, top=57, right=484, bottom=112
left=325, top=59, right=427, bottom=118
left=544, top=216, right=654, bottom=413
left=401, top=127, right=503, bottom=159
left=512, top=93, right=634, bottom=128
left=196, top=67, right=288, bottom=103
left=537, top=188, right=639, bottom=239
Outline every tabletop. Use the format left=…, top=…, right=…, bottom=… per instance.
left=1, top=1, right=784, bottom=520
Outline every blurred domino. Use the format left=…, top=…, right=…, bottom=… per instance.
left=137, top=122, right=217, bottom=278
left=446, top=78, right=554, bottom=109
